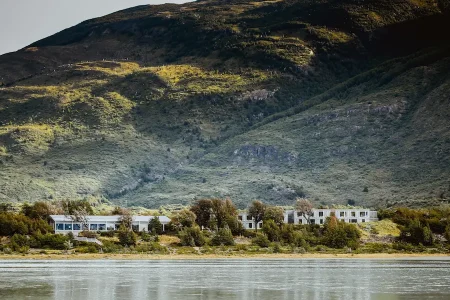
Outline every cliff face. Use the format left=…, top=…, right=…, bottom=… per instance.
left=0, top=0, right=449, bottom=208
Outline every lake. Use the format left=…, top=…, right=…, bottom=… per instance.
left=0, top=258, right=449, bottom=299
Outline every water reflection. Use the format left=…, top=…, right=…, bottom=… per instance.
left=0, top=259, right=449, bottom=300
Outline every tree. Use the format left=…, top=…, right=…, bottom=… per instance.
left=61, top=200, right=94, bottom=229
left=252, top=233, right=270, bottom=247
left=119, top=208, right=133, bottom=230
left=21, top=202, right=52, bottom=221
left=190, top=199, right=213, bottom=228
left=210, top=227, right=235, bottom=246
left=248, top=200, right=266, bottom=232
left=148, top=216, right=163, bottom=234
left=264, top=206, right=285, bottom=226
left=295, top=198, right=313, bottom=224
left=172, top=209, right=196, bottom=229
left=262, top=219, right=281, bottom=242
left=118, top=225, right=137, bottom=246
left=0, top=203, right=13, bottom=213
left=323, top=216, right=361, bottom=248
left=178, top=225, right=205, bottom=246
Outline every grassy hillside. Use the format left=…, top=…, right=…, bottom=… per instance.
left=0, top=0, right=449, bottom=208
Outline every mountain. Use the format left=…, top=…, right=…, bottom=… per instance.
left=0, top=0, right=449, bottom=208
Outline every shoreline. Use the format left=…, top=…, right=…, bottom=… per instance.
left=1, top=253, right=449, bottom=260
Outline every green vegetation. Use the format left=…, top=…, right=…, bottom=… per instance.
left=1, top=200, right=450, bottom=256
left=0, top=0, right=449, bottom=208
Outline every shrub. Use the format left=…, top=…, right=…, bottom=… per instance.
left=445, top=225, right=450, bottom=242
left=101, top=240, right=123, bottom=253
left=135, top=242, right=168, bottom=254
left=79, top=231, right=98, bottom=238
left=148, top=217, right=163, bottom=235
left=178, top=226, right=206, bottom=246
left=118, top=226, right=137, bottom=246
left=210, top=227, right=235, bottom=246
left=262, top=219, right=281, bottom=242
left=243, top=230, right=257, bottom=238
left=100, top=231, right=115, bottom=237
left=76, top=245, right=100, bottom=253
left=226, top=215, right=245, bottom=236
left=252, top=233, right=270, bottom=248
left=399, top=219, right=433, bottom=246
left=33, top=233, right=69, bottom=250
left=323, top=217, right=361, bottom=249
left=10, top=234, right=30, bottom=251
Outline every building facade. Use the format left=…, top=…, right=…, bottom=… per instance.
left=238, top=208, right=377, bottom=229
left=49, top=215, right=170, bottom=235
left=238, top=212, right=263, bottom=230
left=284, top=208, right=378, bottom=225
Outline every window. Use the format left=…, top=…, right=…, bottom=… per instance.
left=258, top=223, right=262, bottom=229
left=310, top=219, right=315, bottom=225
left=362, top=219, right=365, bottom=223
left=238, top=216, right=243, bottom=221
left=360, top=212, right=366, bottom=217
left=99, top=224, right=106, bottom=231
left=351, top=212, right=356, bottom=217
left=319, top=212, right=324, bottom=217
left=350, top=219, right=357, bottom=223
left=340, top=212, right=345, bottom=218
left=246, top=216, right=252, bottom=221
left=64, top=224, right=73, bottom=231
left=297, top=212, right=301, bottom=217
left=248, top=223, right=253, bottom=229
left=132, top=225, right=139, bottom=232
left=73, top=224, right=81, bottom=231
left=319, top=219, right=323, bottom=225
left=90, top=224, right=98, bottom=231
left=299, top=219, right=303, bottom=225
left=56, top=223, right=64, bottom=230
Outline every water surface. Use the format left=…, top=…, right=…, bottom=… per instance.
left=0, top=258, right=449, bottom=300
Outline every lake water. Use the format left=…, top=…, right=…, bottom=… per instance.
left=0, top=258, right=449, bottom=300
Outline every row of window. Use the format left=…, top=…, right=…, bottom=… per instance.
left=245, top=223, right=263, bottom=229
left=240, top=212, right=369, bottom=221
left=56, top=223, right=117, bottom=231
left=296, top=211, right=368, bottom=218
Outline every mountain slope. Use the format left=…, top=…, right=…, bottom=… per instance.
left=0, top=0, right=449, bottom=208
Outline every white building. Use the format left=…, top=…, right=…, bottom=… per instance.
left=238, top=212, right=263, bottom=230
left=284, top=208, right=378, bottom=225
left=49, top=215, right=171, bottom=235
left=238, top=208, right=377, bottom=229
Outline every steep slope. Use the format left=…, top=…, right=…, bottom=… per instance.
left=0, top=0, right=449, bottom=207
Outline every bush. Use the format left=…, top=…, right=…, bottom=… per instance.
left=100, top=231, right=115, bottom=237
left=79, top=231, right=98, bottom=238
left=262, top=219, right=281, bottom=242
left=178, top=226, right=206, bottom=246
left=135, top=242, right=168, bottom=254
left=445, top=225, right=450, bottom=242
left=0, top=212, right=52, bottom=236
left=243, top=230, right=257, bottom=238
left=399, top=219, right=433, bottom=246
left=323, top=217, right=361, bottom=248
left=10, top=234, right=30, bottom=251
left=76, top=245, right=100, bottom=253
left=210, top=227, right=235, bottom=246
left=33, top=233, right=69, bottom=250
left=252, top=233, right=270, bottom=248
left=101, top=240, right=123, bottom=253
left=118, top=225, right=137, bottom=246
left=148, top=217, right=163, bottom=235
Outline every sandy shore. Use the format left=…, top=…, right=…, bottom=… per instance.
left=0, top=253, right=449, bottom=260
